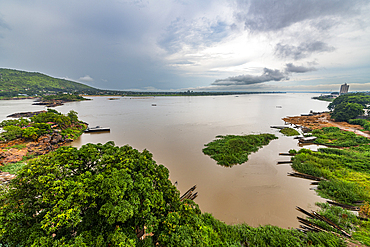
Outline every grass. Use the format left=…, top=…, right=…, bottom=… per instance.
left=202, top=134, right=278, bottom=167
left=3, top=143, right=26, bottom=150
left=292, top=147, right=370, bottom=204
left=311, top=127, right=370, bottom=147
left=200, top=213, right=346, bottom=246
left=0, top=161, right=27, bottom=174
left=280, top=127, right=300, bottom=136
left=291, top=145, right=370, bottom=246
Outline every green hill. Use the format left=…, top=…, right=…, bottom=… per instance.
left=0, top=68, right=98, bottom=98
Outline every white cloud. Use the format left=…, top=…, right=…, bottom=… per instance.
left=78, top=75, right=94, bottom=82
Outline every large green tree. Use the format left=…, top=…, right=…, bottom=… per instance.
left=331, top=102, right=364, bottom=122
left=0, top=142, right=215, bottom=246
left=328, top=93, right=370, bottom=111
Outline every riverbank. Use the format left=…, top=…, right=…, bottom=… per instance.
left=283, top=112, right=370, bottom=138
left=282, top=113, right=370, bottom=245
left=0, top=109, right=87, bottom=176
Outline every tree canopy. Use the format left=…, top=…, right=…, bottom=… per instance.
left=330, top=102, right=364, bottom=122
left=0, top=142, right=188, bottom=246
left=328, top=93, right=370, bottom=111
left=0, top=109, right=86, bottom=142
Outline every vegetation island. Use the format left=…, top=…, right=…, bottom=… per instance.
left=202, top=134, right=278, bottom=167
left=1, top=69, right=370, bottom=245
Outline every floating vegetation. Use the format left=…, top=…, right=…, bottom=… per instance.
left=202, top=134, right=278, bottom=167
left=280, top=127, right=300, bottom=136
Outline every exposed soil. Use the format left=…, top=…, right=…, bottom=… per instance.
left=283, top=113, right=370, bottom=138
left=0, top=131, right=71, bottom=166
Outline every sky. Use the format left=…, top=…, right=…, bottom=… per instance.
left=0, top=0, right=369, bottom=92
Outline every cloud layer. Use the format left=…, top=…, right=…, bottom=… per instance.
left=275, top=42, right=335, bottom=60
left=0, top=0, right=369, bottom=91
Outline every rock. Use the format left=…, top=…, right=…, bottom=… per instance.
left=51, top=133, right=63, bottom=144
left=2, top=148, right=28, bottom=163
left=6, top=110, right=46, bottom=118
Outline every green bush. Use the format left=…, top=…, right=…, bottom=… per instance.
left=349, top=118, right=368, bottom=126
left=21, top=126, right=40, bottom=140
left=280, top=127, right=300, bottom=136
left=1, top=125, right=23, bottom=141
left=0, top=117, right=30, bottom=128
left=318, top=180, right=368, bottom=205
left=311, top=127, right=370, bottom=147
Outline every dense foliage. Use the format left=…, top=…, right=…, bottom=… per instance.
left=279, top=127, right=300, bottom=136
left=331, top=102, right=364, bottom=122
left=349, top=118, right=370, bottom=131
left=202, top=134, right=278, bottom=167
left=328, top=93, right=370, bottom=111
left=292, top=147, right=370, bottom=204
left=41, top=93, right=88, bottom=102
left=310, top=127, right=370, bottom=147
left=291, top=145, right=370, bottom=245
left=0, top=68, right=97, bottom=98
left=0, top=142, right=345, bottom=246
left=0, top=109, right=86, bottom=142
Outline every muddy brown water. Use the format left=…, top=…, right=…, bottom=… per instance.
left=0, top=94, right=329, bottom=228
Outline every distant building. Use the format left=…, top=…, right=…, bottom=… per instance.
left=339, top=83, right=349, bottom=95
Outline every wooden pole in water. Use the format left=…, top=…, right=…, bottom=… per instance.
left=180, top=185, right=197, bottom=201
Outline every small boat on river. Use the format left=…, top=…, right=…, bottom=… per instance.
left=84, top=126, right=110, bottom=133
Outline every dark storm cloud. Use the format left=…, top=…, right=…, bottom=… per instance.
left=285, top=63, right=316, bottom=73
left=275, top=41, right=335, bottom=60
left=236, top=0, right=366, bottom=32
left=212, top=68, right=286, bottom=86
left=213, top=63, right=317, bottom=86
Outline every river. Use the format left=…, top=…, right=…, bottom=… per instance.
left=0, top=93, right=329, bottom=228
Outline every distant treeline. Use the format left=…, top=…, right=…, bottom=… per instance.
left=0, top=68, right=287, bottom=99
left=106, top=91, right=287, bottom=97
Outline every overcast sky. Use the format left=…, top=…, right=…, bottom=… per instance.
left=0, top=0, right=369, bottom=92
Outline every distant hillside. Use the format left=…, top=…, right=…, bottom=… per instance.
left=0, top=68, right=98, bottom=97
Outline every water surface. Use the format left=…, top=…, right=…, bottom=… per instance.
left=0, top=94, right=329, bottom=228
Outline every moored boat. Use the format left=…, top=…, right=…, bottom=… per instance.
left=84, top=126, right=110, bottom=133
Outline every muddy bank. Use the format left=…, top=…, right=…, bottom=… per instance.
left=0, top=131, right=71, bottom=166
left=32, top=100, right=64, bottom=107
left=283, top=113, right=366, bottom=132
left=7, top=110, right=46, bottom=118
